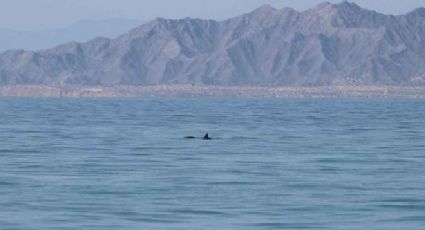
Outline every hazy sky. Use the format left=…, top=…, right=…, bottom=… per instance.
left=1, top=0, right=425, bottom=30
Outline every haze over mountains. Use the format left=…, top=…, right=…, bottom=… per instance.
left=1, top=1, right=425, bottom=86
left=0, top=19, right=144, bottom=51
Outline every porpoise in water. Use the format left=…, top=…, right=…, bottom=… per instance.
left=184, top=133, right=212, bottom=140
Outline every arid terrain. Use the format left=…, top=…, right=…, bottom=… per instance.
left=1, top=2, right=425, bottom=87
left=1, top=85, right=425, bottom=98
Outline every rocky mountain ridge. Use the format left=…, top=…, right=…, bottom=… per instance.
left=1, top=1, right=425, bottom=86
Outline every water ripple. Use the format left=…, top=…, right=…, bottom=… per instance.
left=0, top=98, right=425, bottom=229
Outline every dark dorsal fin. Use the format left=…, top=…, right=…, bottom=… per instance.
left=203, top=133, right=209, bottom=139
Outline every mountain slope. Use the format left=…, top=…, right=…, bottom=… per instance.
left=1, top=2, right=425, bottom=86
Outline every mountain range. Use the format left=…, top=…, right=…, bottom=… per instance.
left=1, top=1, right=425, bottom=86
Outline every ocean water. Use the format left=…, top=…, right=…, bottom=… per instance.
left=1, top=97, right=425, bottom=230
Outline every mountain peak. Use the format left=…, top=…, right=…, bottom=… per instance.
left=408, top=7, right=425, bottom=17
left=304, top=1, right=386, bottom=28
left=250, top=4, right=277, bottom=15
left=336, top=1, right=360, bottom=8
left=2, top=2, right=425, bottom=87
left=333, top=1, right=362, bottom=13
left=309, top=1, right=361, bottom=12
left=312, top=2, right=332, bottom=10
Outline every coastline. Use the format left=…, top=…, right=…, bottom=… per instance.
left=1, top=85, right=425, bottom=98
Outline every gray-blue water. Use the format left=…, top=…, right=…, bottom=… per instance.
left=1, top=98, right=425, bottom=230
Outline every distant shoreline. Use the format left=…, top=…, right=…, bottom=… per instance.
left=1, top=85, right=425, bottom=98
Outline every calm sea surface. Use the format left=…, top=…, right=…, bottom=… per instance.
left=1, top=97, right=425, bottom=230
